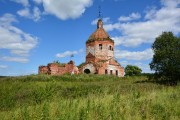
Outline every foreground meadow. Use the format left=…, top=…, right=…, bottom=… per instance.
left=0, top=74, right=179, bottom=120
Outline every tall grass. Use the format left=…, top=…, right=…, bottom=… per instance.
left=0, top=74, right=179, bottom=120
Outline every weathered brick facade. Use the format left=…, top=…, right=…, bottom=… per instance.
left=38, top=60, right=79, bottom=75
left=80, top=19, right=124, bottom=77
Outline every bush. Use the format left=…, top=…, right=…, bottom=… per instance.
left=125, top=65, right=142, bottom=76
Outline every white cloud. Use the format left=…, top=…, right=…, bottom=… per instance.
left=144, top=7, right=157, bottom=20
left=105, top=0, right=180, bottom=47
left=0, top=13, right=38, bottom=63
left=11, top=0, right=29, bottom=7
left=104, top=23, right=120, bottom=32
left=11, top=0, right=42, bottom=21
left=161, top=0, right=180, bottom=8
left=41, top=0, right=93, bottom=20
left=17, top=8, right=30, bottom=17
left=0, top=13, right=17, bottom=26
left=112, top=36, right=150, bottom=47
left=91, top=17, right=110, bottom=25
left=17, top=7, right=41, bottom=22
left=0, top=65, right=8, bottom=69
left=33, top=0, right=42, bottom=4
left=56, top=49, right=83, bottom=58
left=115, top=49, right=153, bottom=61
left=0, top=56, right=29, bottom=63
left=118, top=12, right=141, bottom=22
left=13, top=0, right=93, bottom=21
left=33, top=7, right=41, bottom=21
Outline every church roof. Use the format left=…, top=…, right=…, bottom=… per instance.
left=87, top=19, right=113, bottom=43
left=86, top=53, right=94, bottom=58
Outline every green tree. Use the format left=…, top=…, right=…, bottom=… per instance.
left=125, top=65, right=142, bottom=76
left=149, top=32, right=180, bottom=83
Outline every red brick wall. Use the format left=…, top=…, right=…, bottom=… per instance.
left=38, top=61, right=79, bottom=75
left=97, top=63, right=124, bottom=77
left=38, top=66, right=48, bottom=74
left=48, top=63, right=59, bottom=75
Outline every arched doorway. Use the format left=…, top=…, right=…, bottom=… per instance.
left=84, top=69, right=90, bottom=74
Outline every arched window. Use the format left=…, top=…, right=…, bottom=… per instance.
left=105, top=69, right=108, bottom=74
left=110, top=70, right=113, bottom=75
left=99, top=44, right=102, bottom=50
left=116, top=70, right=118, bottom=76
left=109, top=46, right=111, bottom=50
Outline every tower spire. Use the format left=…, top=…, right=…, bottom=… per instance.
left=98, top=6, right=102, bottom=19
left=97, top=6, right=103, bottom=29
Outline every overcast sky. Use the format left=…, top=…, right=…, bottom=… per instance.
left=0, top=0, right=180, bottom=76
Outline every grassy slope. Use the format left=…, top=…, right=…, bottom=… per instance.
left=0, top=74, right=179, bottom=120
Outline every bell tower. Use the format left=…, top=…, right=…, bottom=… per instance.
left=86, top=18, right=114, bottom=63
left=81, top=8, right=124, bottom=77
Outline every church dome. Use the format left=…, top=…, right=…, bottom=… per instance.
left=87, top=19, right=113, bottom=43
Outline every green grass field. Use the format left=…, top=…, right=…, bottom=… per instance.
left=0, top=74, right=179, bottom=120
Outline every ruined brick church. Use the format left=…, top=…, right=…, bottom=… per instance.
left=79, top=18, right=124, bottom=77
left=39, top=18, right=124, bottom=77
